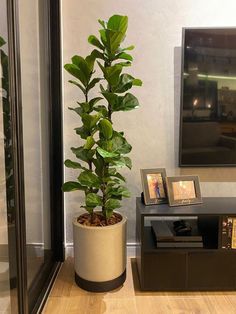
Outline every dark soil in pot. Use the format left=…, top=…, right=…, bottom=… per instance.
left=77, top=212, right=122, bottom=227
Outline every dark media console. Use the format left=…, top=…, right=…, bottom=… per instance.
left=136, top=197, right=236, bottom=291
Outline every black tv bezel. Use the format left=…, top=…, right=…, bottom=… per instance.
left=179, top=27, right=236, bottom=167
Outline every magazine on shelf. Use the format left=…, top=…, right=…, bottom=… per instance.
left=151, top=220, right=203, bottom=243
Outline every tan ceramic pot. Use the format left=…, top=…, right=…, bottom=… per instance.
left=73, top=212, right=127, bottom=292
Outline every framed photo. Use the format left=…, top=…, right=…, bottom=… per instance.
left=140, top=168, right=167, bottom=205
left=166, top=175, right=202, bottom=207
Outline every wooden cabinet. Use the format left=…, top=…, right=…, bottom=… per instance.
left=136, top=197, right=236, bottom=291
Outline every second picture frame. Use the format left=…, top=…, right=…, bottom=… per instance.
left=166, top=175, right=202, bottom=207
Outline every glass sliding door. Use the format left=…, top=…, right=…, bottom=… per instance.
left=18, top=0, right=52, bottom=294
left=16, top=0, right=63, bottom=312
left=0, top=0, right=64, bottom=313
left=0, top=1, right=18, bottom=313
left=0, top=6, right=11, bottom=310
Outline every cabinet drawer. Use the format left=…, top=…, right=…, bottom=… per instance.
left=188, top=251, right=236, bottom=289
left=142, top=252, right=187, bottom=290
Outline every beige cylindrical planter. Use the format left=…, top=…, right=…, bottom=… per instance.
left=73, top=212, right=127, bottom=292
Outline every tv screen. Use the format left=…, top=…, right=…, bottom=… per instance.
left=180, top=28, right=236, bottom=166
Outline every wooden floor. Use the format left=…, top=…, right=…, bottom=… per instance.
left=43, top=257, right=236, bottom=314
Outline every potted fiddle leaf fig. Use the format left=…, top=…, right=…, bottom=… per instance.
left=63, top=14, right=142, bottom=292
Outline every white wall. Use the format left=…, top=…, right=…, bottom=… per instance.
left=61, top=0, right=236, bottom=244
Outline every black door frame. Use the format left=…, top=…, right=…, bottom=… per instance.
left=6, top=0, right=64, bottom=313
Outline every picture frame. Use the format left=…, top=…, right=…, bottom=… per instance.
left=140, top=168, right=168, bottom=205
left=166, top=175, right=202, bottom=207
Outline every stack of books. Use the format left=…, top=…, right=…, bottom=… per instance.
left=222, top=216, right=236, bottom=249
left=151, top=220, right=203, bottom=248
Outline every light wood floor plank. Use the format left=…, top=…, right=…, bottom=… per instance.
left=43, top=257, right=236, bottom=314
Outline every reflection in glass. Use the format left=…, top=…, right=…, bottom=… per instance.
left=0, top=34, right=11, bottom=314
left=18, top=1, right=52, bottom=309
left=181, top=29, right=236, bottom=165
left=0, top=1, right=18, bottom=311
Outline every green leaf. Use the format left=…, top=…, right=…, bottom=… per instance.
left=112, top=93, right=140, bottom=112
left=91, top=49, right=106, bottom=61
left=132, top=79, right=142, bottom=86
left=85, top=54, right=96, bottom=71
left=98, top=62, right=123, bottom=87
left=98, top=19, right=106, bottom=28
left=107, top=15, right=128, bottom=33
left=106, top=65, right=123, bottom=87
left=80, top=206, right=95, bottom=214
left=69, top=102, right=90, bottom=116
left=107, top=186, right=131, bottom=198
left=74, top=126, right=90, bottom=139
left=104, top=29, right=126, bottom=55
left=115, top=52, right=133, bottom=61
left=114, top=74, right=142, bottom=93
left=109, top=156, right=132, bottom=169
left=99, top=15, right=128, bottom=55
left=71, top=147, right=88, bottom=161
left=99, top=29, right=107, bottom=47
left=68, top=80, right=86, bottom=94
left=93, top=153, right=105, bottom=176
left=64, top=64, right=87, bottom=87
left=87, top=78, right=102, bottom=91
left=80, top=102, right=91, bottom=113
left=120, top=45, right=135, bottom=51
left=0, top=36, right=6, bottom=48
left=120, top=93, right=139, bottom=111
left=111, top=172, right=126, bottom=182
left=111, top=132, right=132, bottom=154
left=108, top=168, right=116, bottom=175
left=105, top=198, right=121, bottom=210
left=84, top=136, right=95, bottom=149
left=89, top=97, right=103, bottom=107
left=62, top=181, right=86, bottom=192
left=72, top=55, right=91, bottom=83
left=99, top=119, right=113, bottom=140
left=101, top=91, right=118, bottom=107
left=78, top=170, right=100, bottom=188
left=71, top=146, right=95, bottom=162
left=88, top=35, right=104, bottom=50
left=93, top=105, right=108, bottom=117
left=98, top=138, right=113, bottom=152
left=69, top=106, right=83, bottom=116
left=115, top=61, right=131, bottom=67
left=123, top=156, right=132, bottom=169
left=82, top=113, right=101, bottom=131
left=97, top=147, right=119, bottom=159
left=86, top=193, right=102, bottom=207
left=64, top=159, right=87, bottom=170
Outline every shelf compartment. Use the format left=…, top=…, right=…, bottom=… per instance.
left=143, top=216, right=219, bottom=251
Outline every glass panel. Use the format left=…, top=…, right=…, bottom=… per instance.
left=18, top=0, right=53, bottom=309
left=0, top=1, right=18, bottom=313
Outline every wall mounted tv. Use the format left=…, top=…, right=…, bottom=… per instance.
left=180, top=28, right=236, bottom=166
